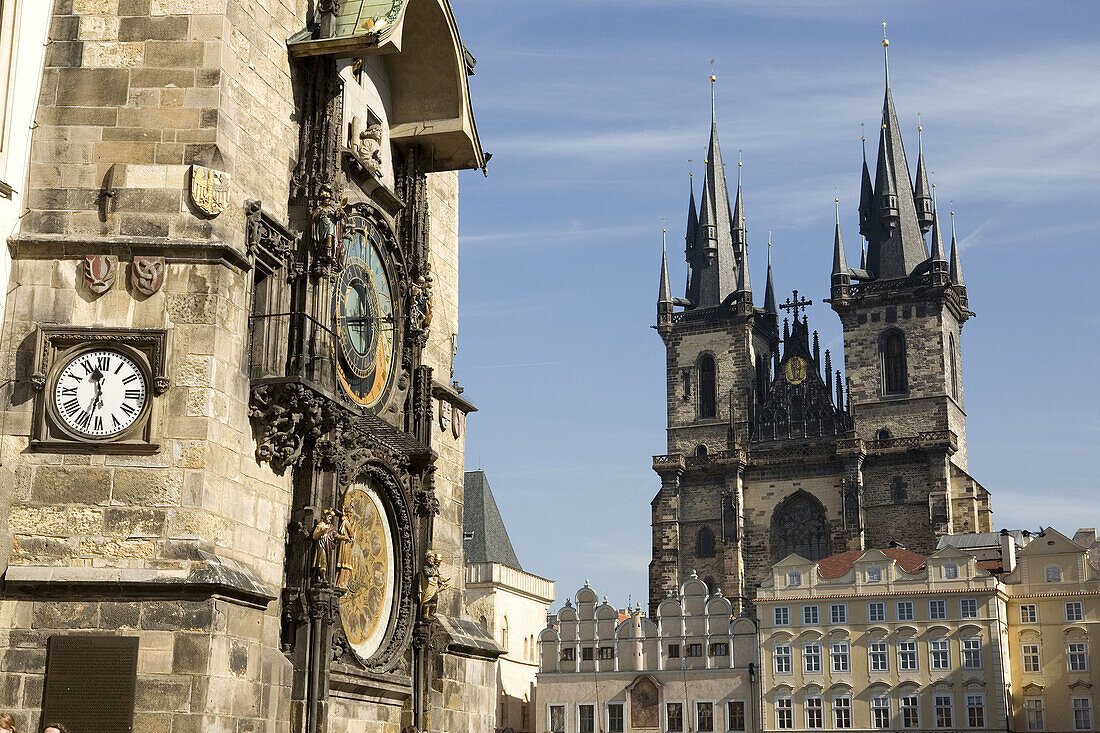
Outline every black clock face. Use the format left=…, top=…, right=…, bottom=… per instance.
left=334, top=215, right=397, bottom=408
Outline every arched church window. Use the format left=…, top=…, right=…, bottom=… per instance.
left=949, top=334, right=959, bottom=400
left=877, top=428, right=892, bottom=441
left=699, top=354, right=717, bottom=418
left=892, top=477, right=906, bottom=504
left=695, top=444, right=708, bottom=457
left=770, top=492, right=831, bottom=564
left=697, top=527, right=716, bottom=558
left=881, top=330, right=908, bottom=395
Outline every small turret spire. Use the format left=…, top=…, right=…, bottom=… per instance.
left=710, top=61, right=717, bottom=123
left=882, top=22, right=890, bottom=88
left=949, top=209, right=965, bottom=286
left=858, top=126, right=874, bottom=240
left=658, top=227, right=672, bottom=324
left=860, top=241, right=868, bottom=270
left=733, top=149, right=750, bottom=300
left=832, top=198, right=851, bottom=293
left=684, top=164, right=699, bottom=301
left=913, top=114, right=934, bottom=234
left=764, top=237, right=777, bottom=315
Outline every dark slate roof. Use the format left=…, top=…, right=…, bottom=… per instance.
left=463, top=471, right=522, bottom=570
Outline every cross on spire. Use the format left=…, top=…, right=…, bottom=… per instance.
left=779, top=290, right=813, bottom=320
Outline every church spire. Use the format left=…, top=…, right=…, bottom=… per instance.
left=929, top=206, right=948, bottom=277
left=685, top=167, right=699, bottom=302
left=732, top=150, right=751, bottom=303
left=913, top=117, right=934, bottom=234
left=659, top=228, right=672, bottom=305
left=949, top=210, right=965, bottom=286
left=831, top=198, right=851, bottom=297
left=865, top=27, right=932, bottom=279
left=858, top=128, right=874, bottom=240
left=764, top=237, right=777, bottom=315
left=693, top=73, right=739, bottom=308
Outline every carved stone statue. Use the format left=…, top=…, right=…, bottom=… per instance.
left=409, top=275, right=433, bottom=334
left=355, top=124, right=384, bottom=177
left=418, top=551, right=450, bottom=617
left=333, top=508, right=356, bottom=590
left=310, top=185, right=347, bottom=265
left=311, top=509, right=351, bottom=584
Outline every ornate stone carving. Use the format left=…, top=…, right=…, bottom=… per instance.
left=417, top=552, right=449, bottom=618
left=249, top=382, right=349, bottom=475
left=83, top=255, right=118, bottom=295
left=131, top=256, right=166, bottom=296
left=189, top=165, right=231, bottom=216
left=354, top=124, right=384, bottom=177
left=309, top=185, right=347, bottom=277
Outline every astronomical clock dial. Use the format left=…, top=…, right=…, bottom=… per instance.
left=334, top=215, right=398, bottom=409
left=53, top=349, right=148, bottom=437
left=337, top=482, right=396, bottom=661
left=784, top=356, right=808, bottom=386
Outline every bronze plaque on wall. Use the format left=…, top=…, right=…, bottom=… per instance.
left=42, top=635, right=139, bottom=733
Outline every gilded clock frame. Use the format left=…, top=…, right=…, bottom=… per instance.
left=30, top=327, right=170, bottom=453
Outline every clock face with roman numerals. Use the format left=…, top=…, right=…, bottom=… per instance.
left=52, top=349, right=148, bottom=438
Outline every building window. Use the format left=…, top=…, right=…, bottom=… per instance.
left=696, top=702, right=714, bottom=733
left=833, top=696, right=852, bottom=729
left=704, top=576, right=717, bottom=595
left=773, top=606, right=790, bottom=626
left=598, top=646, right=614, bottom=660
left=726, top=700, right=746, bottom=731
left=695, top=444, right=708, bottom=457
left=803, top=605, right=820, bottom=625
left=608, top=703, right=624, bottom=733
left=943, top=563, right=959, bottom=579
left=966, top=694, right=986, bottom=728
left=934, top=694, right=954, bottom=728
left=900, top=694, right=919, bottom=728
left=502, top=617, right=509, bottom=650
left=770, top=491, right=831, bottom=564
left=870, top=640, right=889, bottom=672
left=581, top=647, right=594, bottom=661
left=1067, top=602, right=1084, bottom=622
left=803, top=643, right=822, bottom=673
left=829, top=603, right=847, bottom=624
left=579, top=704, right=595, bottom=733
left=868, top=602, right=886, bottom=622
left=774, top=644, right=792, bottom=674
left=897, top=601, right=914, bottom=621
left=871, top=696, right=890, bottom=729
left=666, top=702, right=684, bottom=733
left=1023, top=643, right=1041, bottom=672
left=892, top=477, right=906, bottom=503
left=709, top=642, right=728, bottom=656
left=1069, top=642, right=1088, bottom=672
left=776, top=698, right=793, bottom=730
left=561, top=648, right=575, bottom=661
left=697, top=526, right=716, bottom=558
left=787, top=570, right=802, bottom=587
left=1074, top=698, right=1093, bottom=731
left=899, top=640, right=918, bottom=671
left=830, top=641, right=850, bottom=672
left=962, top=638, right=983, bottom=669
left=866, top=566, right=883, bottom=582
left=930, top=639, right=950, bottom=670
left=1021, top=604, right=1038, bottom=623
left=806, top=697, right=823, bottom=729
left=550, top=705, right=566, bottom=733
left=686, top=643, right=703, bottom=657
left=1025, top=698, right=1045, bottom=731
left=1047, top=565, right=1063, bottom=583
left=699, top=354, right=717, bottom=418
left=881, top=329, right=908, bottom=394
left=668, top=644, right=680, bottom=658
left=929, top=599, right=947, bottom=620
left=960, top=599, right=978, bottom=619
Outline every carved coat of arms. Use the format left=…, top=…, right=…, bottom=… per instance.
left=452, top=408, right=463, bottom=439
left=438, top=399, right=452, bottom=431
left=190, top=165, right=231, bottom=216
left=132, top=256, right=166, bottom=296
left=83, top=255, right=118, bottom=294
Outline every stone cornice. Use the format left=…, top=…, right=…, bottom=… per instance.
left=9, top=233, right=251, bottom=272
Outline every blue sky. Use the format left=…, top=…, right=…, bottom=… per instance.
left=449, top=1, right=1100, bottom=609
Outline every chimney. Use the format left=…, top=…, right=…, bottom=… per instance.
left=1000, top=529, right=1017, bottom=574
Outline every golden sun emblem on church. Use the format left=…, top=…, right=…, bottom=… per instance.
left=784, top=357, right=808, bottom=386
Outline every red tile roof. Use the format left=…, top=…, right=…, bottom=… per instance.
left=816, top=548, right=927, bottom=579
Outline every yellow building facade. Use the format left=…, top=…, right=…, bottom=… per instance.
left=756, top=547, right=1010, bottom=731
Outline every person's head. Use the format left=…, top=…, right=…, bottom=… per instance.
left=41, top=724, right=68, bottom=733
left=0, top=713, right=17, bottom=732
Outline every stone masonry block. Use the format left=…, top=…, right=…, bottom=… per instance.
left=31, top=466, right=111, bottom=504
left=119, top=15, right=189, bottom=41
left=56, top=68, right=129, bottom=107
left=31, top=601, right=99, bottom=630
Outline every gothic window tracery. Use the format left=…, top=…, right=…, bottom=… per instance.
left=698, top=354, right=716, bottom=418
left=697, top=527, right=716, bottom=558
left=770, top=492, right=831, bottom=564
left=881, top=329, right=908, bottom=395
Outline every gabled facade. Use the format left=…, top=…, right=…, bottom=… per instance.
left=756, top=547, right=1009, bottom=732
left=650, top=37, right=991, bottom=619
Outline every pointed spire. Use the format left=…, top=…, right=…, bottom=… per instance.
left=764, top=237, right=777, bottom=315
left=733, top=151, right=751, bottom=299
left=949, top=210, right=965, bottom=286
left=694, top=72, right=739, bottom=308
left=860, top=241, right=868, bottom=270
left=659, top=227, right=672, bottom=305
left=858, top=126, right=874, bottom=239
left=685, top=165, right=699, bottom=301
left=913, top=116, right=934, bottom=234
left=832, top=198, right=851, bottom=295
left=929, top=207, right=947, bottom=267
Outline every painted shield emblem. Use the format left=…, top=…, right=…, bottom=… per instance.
left=452, top=407, right=463, bottom=439
left=438, top=398, right=451, bottom=431
left=83, top=255, right=118, bottom=295
left=190, top=165, right=231, bottom=216
left=131, top=256, right=166, bottom=296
